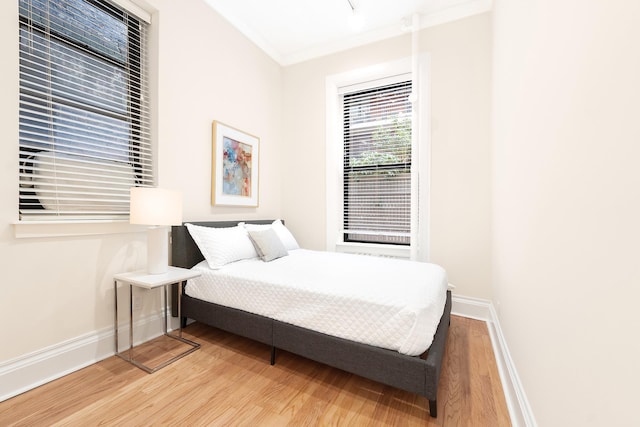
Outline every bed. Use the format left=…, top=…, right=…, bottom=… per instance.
left=171, top=220, right=451, bottom=418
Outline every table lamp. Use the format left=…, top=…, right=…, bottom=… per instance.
left=129, top=187, right=183, bottom=274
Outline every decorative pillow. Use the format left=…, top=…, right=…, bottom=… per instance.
left=247, top=228, right=288, bottom=262
left=243, top=220, right=300, bottom=250
left=185, top=223, right=257, bottom=269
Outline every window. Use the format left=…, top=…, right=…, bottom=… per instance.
left=326, top=58, right=429, bottom=260
left=18, top=0, right=152, bottom=221
left=342, top=81, right=413, bottom=245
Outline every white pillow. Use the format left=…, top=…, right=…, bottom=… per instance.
left=243, top=220, right=299, bottom=250
left=247, top=228, right=288, bottom=262
left=271, top=220, right=299, bottom=250
left=185, top=223, right=257, bottom=269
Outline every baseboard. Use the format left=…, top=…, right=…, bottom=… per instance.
left=0, top=310, right=174, bottom=403
left=2, top=296, right=535, bottom=427
left=451, top=293, right=493, bottom=320
left=452, top=294, right=537, bottom=427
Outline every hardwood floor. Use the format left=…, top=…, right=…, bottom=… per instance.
left=0, top=316, right=511, bottom=426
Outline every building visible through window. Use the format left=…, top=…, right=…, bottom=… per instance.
left=18, top=0, right=152, bottom=221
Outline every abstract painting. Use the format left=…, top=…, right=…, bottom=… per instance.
left=212, top=121, right=259, bottom=207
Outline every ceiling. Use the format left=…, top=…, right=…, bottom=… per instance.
left=203, top=0, right=492, bottom=66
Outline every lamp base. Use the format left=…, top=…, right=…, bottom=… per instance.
left=147, top=226, right=169, bottom=274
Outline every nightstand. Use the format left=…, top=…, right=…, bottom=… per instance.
left=114, top=266, right=201, bottom=373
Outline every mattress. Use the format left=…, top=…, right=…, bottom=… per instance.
left=185, top=249, right=448, bottom=356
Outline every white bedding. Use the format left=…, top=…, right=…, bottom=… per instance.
left=185, top=249, right=448, bottom=356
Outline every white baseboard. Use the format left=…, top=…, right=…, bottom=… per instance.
left=452, top=294, right=537, bottom=427
left=2, top=296, right=535, bottom=427
left=451, top=293, right=493, bottom=320
left=0, top=311, right=174, bottom=403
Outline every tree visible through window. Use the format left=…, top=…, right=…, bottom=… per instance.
left=343, top=81, right=413, bottom=245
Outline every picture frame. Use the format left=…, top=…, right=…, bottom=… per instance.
left=211, top=121, right=259, bottom=207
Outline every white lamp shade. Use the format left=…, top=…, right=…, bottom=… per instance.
left=130, top=187, right=182, bottom=274
left=129, top=187, right=182, bottom=226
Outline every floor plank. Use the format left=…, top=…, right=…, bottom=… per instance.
left=0, top=315, right=511, bottom=426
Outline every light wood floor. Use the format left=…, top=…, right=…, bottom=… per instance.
left=0, top=315, right=511, bottom=426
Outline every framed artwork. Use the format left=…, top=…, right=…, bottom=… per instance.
left=211, top=121, right=259, bottom=207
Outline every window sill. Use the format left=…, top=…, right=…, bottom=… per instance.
left=13, top=220, right=149, bottom=239
left=335, top=242, right=410, bottom=259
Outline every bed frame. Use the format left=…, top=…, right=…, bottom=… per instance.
left=171, top=220, right=451, bottom=418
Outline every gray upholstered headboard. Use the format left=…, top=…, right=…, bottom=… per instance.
left=170, top=220, right=277, bottom=316
left=170, top=220, right=277, bottom=269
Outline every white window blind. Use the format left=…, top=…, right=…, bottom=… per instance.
left=18, top=0, right=153, bottom=221
left=342, top=80, right=413, bottom=245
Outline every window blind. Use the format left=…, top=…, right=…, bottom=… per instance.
left=18, top=0, right=152, bottom=221
left=342, top=80, right=413, bottom=245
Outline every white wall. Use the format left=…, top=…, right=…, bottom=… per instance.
left=0, top=0, right=283, bottom=366
left=492, top=1, right=640, bottom=425
left=152, top=0, right=283, bottom=221
left=282, top=13, right=493, bottom=299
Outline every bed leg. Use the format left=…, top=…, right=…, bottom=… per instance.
left=270, top=346, right=276, bottom=365
left=429, top=399, right=437, bottom=418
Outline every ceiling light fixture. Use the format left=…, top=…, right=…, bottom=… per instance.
left=346, top=0, right=364, bottom=31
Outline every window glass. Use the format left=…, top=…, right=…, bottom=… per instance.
left=19, top=0, right=128, bottom=62
left=342, top=81, right=413, bottom=245
left=18, top=0, right=152, bottom=220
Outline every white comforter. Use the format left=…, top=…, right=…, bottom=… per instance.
left=186, top=249, right=448, bottom=356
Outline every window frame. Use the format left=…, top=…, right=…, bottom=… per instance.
left=17, top=0, right=153, bottom=223
left=325, top=57, right=431, bottom=260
